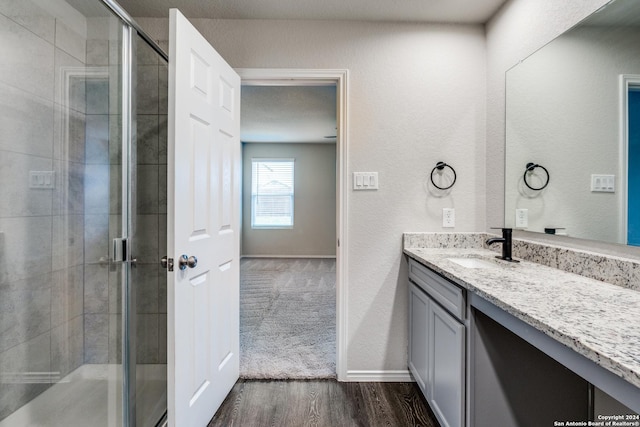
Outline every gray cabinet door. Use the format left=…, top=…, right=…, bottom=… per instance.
left=408, top=283, right=430, bottom=398
left=429, top=301, right=465, bottom=427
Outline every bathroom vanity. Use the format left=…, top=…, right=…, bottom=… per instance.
left=404, top=235, right=640, bottom=427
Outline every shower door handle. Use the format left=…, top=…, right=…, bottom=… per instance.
left=178, top=254, right=197, bottom=270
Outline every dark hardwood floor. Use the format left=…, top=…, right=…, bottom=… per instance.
left=208, top=380, right=439, bottom=427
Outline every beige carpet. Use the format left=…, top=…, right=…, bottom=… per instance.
left=240, top=258, right=336, bottom=379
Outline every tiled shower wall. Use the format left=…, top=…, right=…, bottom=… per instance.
left=82, top=32, right=168, bottom=365
left=0, top=4, right=87, bottom=419
left=131, top=39, right=168, bottom=365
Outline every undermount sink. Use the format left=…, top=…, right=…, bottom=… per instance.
left=447, top=257, right=497, bottom=269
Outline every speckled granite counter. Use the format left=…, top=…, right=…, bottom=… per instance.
left=403, top=247, right=640, bottom=391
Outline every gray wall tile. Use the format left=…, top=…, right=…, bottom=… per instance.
left=109, top=263, right=122, bottom=315
left=52, top=214, right=84, bottom=269
left=51, top=315, right=83, bottom=378
left=136, top=314, right=158, bottom=364
left=137, top=39, right=158, bottom=66
left=84, top=264, right=109, bottom=314
left=51, top=266, right=83, bottom=327
left=134, top=264, right=158, bottom=314
left=109, top=114, right=122, bottom=164
left=86, top=39, right=109, bottom=66
left=158, top=165, right=167, bottom=214
left=0, top=151, right=53, bottom=218
left=108, top=314, right=122, bottom=364
left=84, top=314, right=108, bottom=364
left=0, top=0, right=55, bottom=41
left=110, top=164, right=122, bottom=215
left=84, top=214, right=108, bottom=264
left=0, top=13, right=54, bottom=101
left=0, top=216, right=52, bottom=285
left=137, top=165, right=159, bottom=215
left=137, top=65, right=159, bottom=115
left=0, top=332, right=51, bottom=421
left=54, top=20, right=85, bottom=64
left=53, top=160, right=85, bottom=215
left=53, top=104, right=85, bottom=163
left=0, top=83, right=55, bottom=158
left=0, top=274, right=51, bottom=353
left=137, top=115, right=159, bottom=164
left=132, top=215, right=159, bottom=264
left=158, top=314, right=167, bottom=364
left=158, top=115, right=167, bottom=165
left=158, top=64, right=168, bottom=115
left=85, top=78, right=109, bottom=115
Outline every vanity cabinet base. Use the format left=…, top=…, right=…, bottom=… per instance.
left=471, top=310, right=589, bottom=427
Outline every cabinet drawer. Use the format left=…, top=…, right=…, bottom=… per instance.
left=409, top=259, right=465, bottom=320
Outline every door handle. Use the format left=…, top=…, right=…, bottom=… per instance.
left=178, top=254, right=198, bottom=270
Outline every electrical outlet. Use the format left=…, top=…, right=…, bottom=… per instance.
left=515, top=209, right=528, bottom=228
left=443, top=208, right=455, bottom=228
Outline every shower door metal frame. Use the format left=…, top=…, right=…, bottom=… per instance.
left=99, top=1, right=168, bottom=426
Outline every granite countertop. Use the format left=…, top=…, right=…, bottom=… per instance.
left=403, top=247, right=640, bottom=390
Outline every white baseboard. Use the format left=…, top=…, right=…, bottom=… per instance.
left=345, top=370, right=414, bottom=382
left=240, top=255, right=337, bottom=259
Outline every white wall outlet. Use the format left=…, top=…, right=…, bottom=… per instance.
left=590, top=174, right=615, bottom=193
left=443, top=208, right=455, bottom=228
left=515, top=208, right=528, bottom=228
left=353, top=172, right=379, bottom=190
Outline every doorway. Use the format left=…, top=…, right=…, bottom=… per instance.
left=627, top=85, right=640, bottom=246
left=237, top=69, right=348, bottom=380
left=621, top=75, right=640, bottom=246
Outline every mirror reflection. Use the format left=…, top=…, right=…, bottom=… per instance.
left=505, top=0, right=640, bottom=246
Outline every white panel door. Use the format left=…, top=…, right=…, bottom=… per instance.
left=167, top=9, right=241, bottom=427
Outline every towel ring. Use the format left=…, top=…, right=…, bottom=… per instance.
left=523, top=162, right=549, bottom=191
left=430, top=162, right=456, bottom=190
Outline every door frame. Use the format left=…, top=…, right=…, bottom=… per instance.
left=237, top=68, right=349, bottom=381
left=619, top=74, right=640, bottom=244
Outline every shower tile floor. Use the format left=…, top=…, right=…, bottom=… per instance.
left=0, top=364, right=166, bottom=427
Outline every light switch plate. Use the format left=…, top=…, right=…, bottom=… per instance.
left=29, top=171, right=55, bottom=189
left=443, top=208, right=455, bottom=228
left=590, top=174, right=615, bottom=192
left=353, top=172, right=379, bottom=190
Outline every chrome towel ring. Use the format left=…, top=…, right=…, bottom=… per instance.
left=431, top=161, right=456, bottom=190
left=524, top=162, right=549, bottom=191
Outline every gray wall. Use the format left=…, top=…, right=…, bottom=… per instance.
left=138, top=17, right=487, bottom=375
left=242, top=143, right=336, bottom=257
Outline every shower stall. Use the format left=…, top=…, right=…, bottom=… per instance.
left=0, top=0, right=168, bottom=425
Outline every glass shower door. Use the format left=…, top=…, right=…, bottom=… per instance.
left=128, top=34, right=168, bottom=427
left=0, top=0, right=127, bottom=425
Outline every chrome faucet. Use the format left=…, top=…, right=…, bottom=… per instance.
left=485, top=228, right=519, bottom=262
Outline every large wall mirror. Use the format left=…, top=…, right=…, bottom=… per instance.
left=505, top=0, right=640, bottom=247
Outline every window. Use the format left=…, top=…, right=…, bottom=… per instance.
left=251, top=159, right=295, bottom=228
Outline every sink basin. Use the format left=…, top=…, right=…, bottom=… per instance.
left=447, top=257, right=497, bottom=269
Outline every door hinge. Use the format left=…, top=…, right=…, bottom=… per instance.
left=161, top=256, right=174, bottom=272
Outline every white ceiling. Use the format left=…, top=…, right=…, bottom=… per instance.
left=115, top=0, right=507, bottom=24
left=241, top=85, right=337, bottom=144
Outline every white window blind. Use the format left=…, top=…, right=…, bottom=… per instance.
left=251, top=159, right=295, bottom=228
